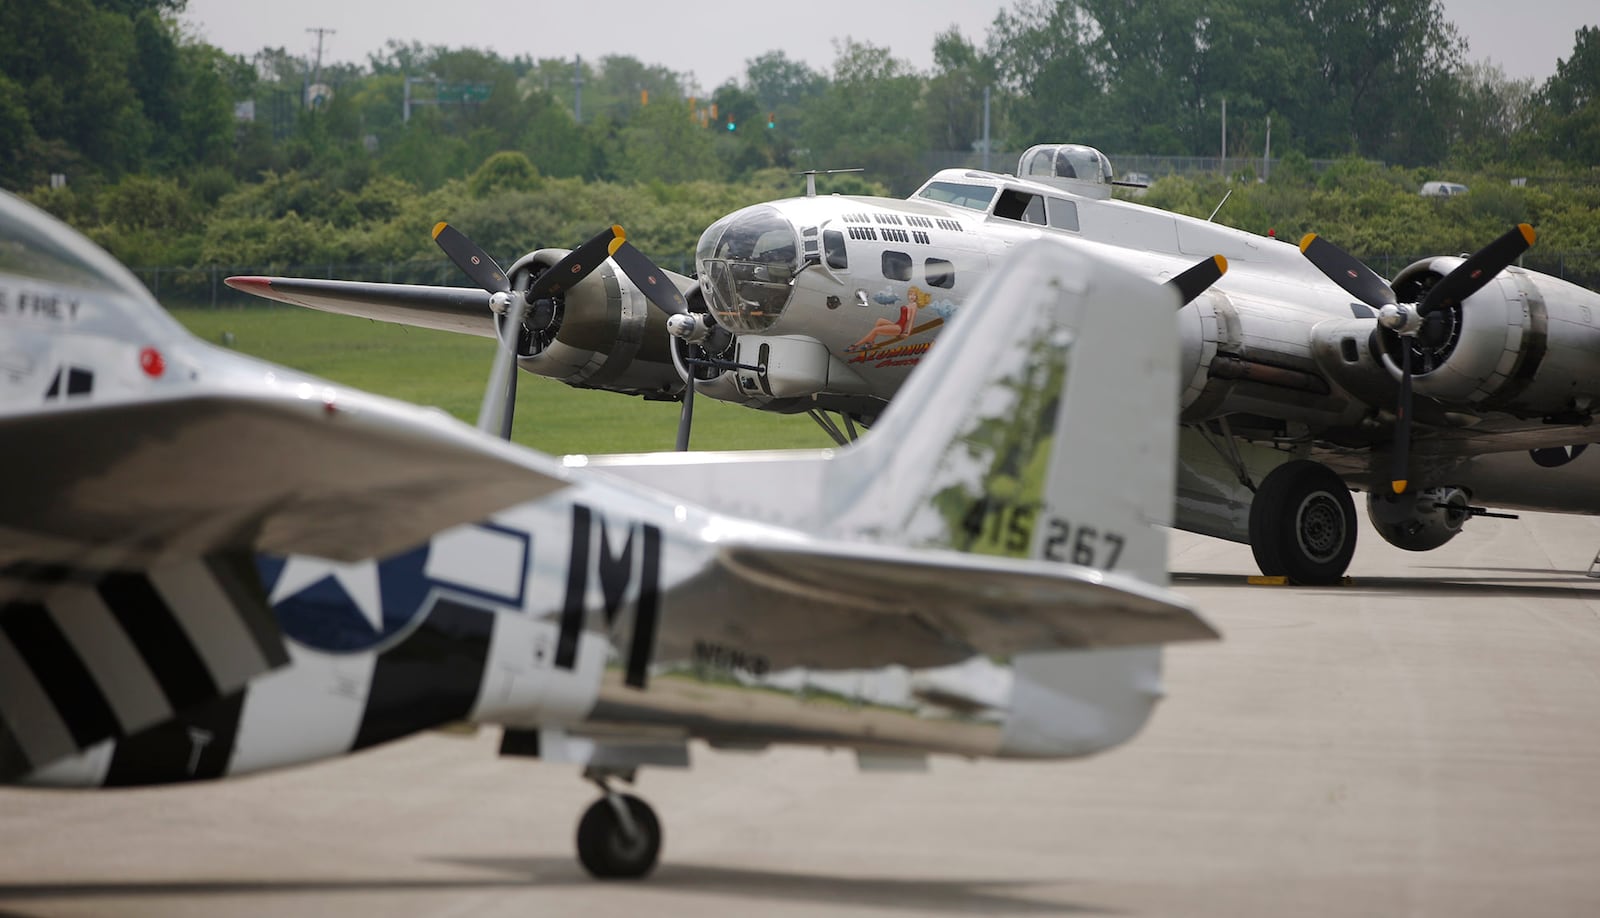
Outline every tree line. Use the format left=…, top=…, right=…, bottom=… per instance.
left=3, top=0, right=1599, bottom=299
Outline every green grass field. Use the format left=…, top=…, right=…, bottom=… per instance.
left=171, top=306, right=827, bottom=456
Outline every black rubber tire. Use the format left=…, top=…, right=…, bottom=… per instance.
left=576, top=794, right=661, bottom=880
left=1248, top=460, right=1357, bottom=585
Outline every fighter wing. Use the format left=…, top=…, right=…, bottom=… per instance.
left=224, top=277, right=497, bottom=338
left=663, top=538, right=1216, bottom=672
left=0, top=384, right=568, bottom=567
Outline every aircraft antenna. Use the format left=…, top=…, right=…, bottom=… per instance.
left=794, top=168, right=865, bottom=197
left=1207, top=188, right=1233, bottom=223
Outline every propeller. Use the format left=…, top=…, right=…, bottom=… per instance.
left=666, top=311, right=723, bottom=451
left=432, top=223, right=521, bottom=438
left=1300, top=223, right=1536, bottom=493
left=432, top=221, right=692, bottom=440
left=1167, top=255, right=1228, bottom=307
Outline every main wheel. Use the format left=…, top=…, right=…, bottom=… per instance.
left=1248, top=460, right=1357, bottom=585
left=576, top=794, right=661, bottom=879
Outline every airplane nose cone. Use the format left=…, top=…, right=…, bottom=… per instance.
left=694, top=205, right=802, bottom=334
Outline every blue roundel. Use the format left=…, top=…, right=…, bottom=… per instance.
left=256, top=545, right=434, bottom=653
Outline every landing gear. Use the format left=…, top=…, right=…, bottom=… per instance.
left=576, top=771, right=662, bottom=879
left=1248, top=460, right=1357, bottom=585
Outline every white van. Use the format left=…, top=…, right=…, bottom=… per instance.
left=1420, top=181, right=1469, bottom=197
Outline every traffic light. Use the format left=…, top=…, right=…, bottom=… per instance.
left=767, top=112, right=775, bottom=129
left=726, top=118, right=736, bottom=131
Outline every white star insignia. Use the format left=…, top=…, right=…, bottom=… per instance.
left=269, top=556, right=384, bottom=631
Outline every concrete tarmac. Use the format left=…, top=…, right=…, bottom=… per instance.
left=3, top=510, right=1600, bottom=917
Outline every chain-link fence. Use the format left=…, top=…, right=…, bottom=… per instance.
left=144, top=250, right=1600, bottom=310
left=1363, top=252, right=1600, bottom=293
left=918, top=150, right=1371, bottom=179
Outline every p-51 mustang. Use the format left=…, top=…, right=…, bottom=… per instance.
left=0, top=190, right=1215, bottom=879
left=233, top=143, right=1600, bottom=584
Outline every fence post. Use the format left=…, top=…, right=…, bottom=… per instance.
left=210, top=266, right=218, bottom=308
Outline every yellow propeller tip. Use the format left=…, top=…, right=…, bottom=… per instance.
left=432, top=222, right=448, bottom=239
left=1298, top=233, right=1318, bottom=253
left=1392, top=480, right=1408, bottom=494
left=1214, top=254, right=1228, bottom=275
left=1519, top=223, right=1536, bottom=246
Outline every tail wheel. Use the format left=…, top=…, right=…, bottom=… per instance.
left=1248, top=460, right=1356, bottom=585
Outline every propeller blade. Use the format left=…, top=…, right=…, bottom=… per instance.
left=1166, top=255, right=1228, bottom=307
left=611, top=240, right=689, bottom=316
left=1300, top=233, right=1396, bottom=310
left=433, top=222, right=509, bottom=294
left=528, top=225, right=625, bottom=301
left=1418, top=223, right=1536, bottom=315
left=476, top=295, right=528, bottom=440
left=1391, top=340, right=1413, bottom=494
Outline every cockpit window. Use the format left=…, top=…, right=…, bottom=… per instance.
left=916, top=181, right=997, bottom=211
left=0, top=192, right=141, bottom=294
left=1047, top=198, right=1080, bottom=231
left=994, top=189, right=1046, bottom=225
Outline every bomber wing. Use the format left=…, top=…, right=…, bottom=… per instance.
left=224, top=277, right=497, bottom=338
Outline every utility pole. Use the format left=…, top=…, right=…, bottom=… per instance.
left=1220, top=97, right=1227, bottom=177
left=306, top=27, right=335, bottom=108
left=573, top=54, right=584, bottom=124
left=1263, top=116, right=1272, bottom=181
left=982, top=85, right=991, bottom=172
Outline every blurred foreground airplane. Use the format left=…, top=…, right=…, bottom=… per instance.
left=0, top=190, right=1214, bottom=878
left=233, top=143, right=1600, bottom=584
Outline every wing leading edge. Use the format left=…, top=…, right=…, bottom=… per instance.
left=0, top=385, right=569, bottom=567
left=224, top=277, right=496, bottom=337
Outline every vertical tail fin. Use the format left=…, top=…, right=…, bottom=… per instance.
left=825, top=236, right=1181, bottom=588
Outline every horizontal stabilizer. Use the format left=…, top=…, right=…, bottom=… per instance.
left=224, top=277, right=495, bottom=338
left=665, top=538, right=1216, bottom=672
left=0, top=387, right=568, bottom=567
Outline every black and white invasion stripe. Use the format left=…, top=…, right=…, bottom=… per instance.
left=0, top=554, right=286, bottom=781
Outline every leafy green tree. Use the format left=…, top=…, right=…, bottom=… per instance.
left=743, top=51, right=827, bottom=113
left=1446, top=62, right=1534, bottom=165
left=1295, top=0, right=1465, bottom=163
left=923, top=28, right=995, bottom=152
left=794, top=40, right=925, bottom=193
left=988, top=1, right=1103, bottom=148
left=468, top=150, right=544, bottom=197
left=1531, top=26, right=1600, bottom=164
left=612, top=101, right=721, bottom=183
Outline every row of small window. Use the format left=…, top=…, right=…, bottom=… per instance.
left=822, top=230, right=956, bottom=288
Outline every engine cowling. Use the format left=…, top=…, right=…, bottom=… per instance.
left=503, top=248, right=688, bottom=399
left=1367, top=487, right=1471, bottom=551
left=1383, top=259, right=1600, bottom=419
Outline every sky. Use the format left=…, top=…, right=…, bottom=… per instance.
left=180, top=0, right=1595, bottom=93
